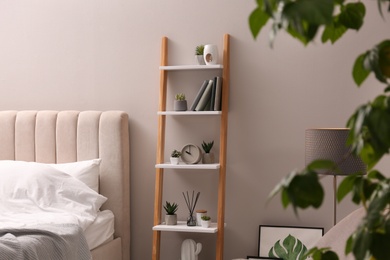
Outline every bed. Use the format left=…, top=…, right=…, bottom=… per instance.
left=0, top=110, right=130, bottom=260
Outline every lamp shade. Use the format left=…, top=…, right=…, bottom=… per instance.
left=305, top=128, right=366, bottom=175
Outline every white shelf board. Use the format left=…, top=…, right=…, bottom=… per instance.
left=153, top=221, right=220, bottom=233
left=157, top=111, right=221, bottom=116
left=155, top=162, right=220, bottom=169
left=159, top=65, right=223, bottom=71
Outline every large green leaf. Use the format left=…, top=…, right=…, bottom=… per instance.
left=249, top=2, right=270, bottom=39
left=269, top=235, right=307, bottom=260
left=371, top=231, right=390, bottom=260
left=307, top=159, right=338, bottom=172
left=268, top=169, right=324, bottom=214
left=352, top=53, right=370, bottom=86
left=305, top=247, right=339, bottom=260
left=339, top=2, right=366, bottom=30
left=378, top=40, right=390, bottom=78
left=282, top=0, right=334, bottom=25
left=286, top=171, right=324, bottom=209
left=337, top=174, right=356, bottom=202
left=321, top=19, right=347, bottom=44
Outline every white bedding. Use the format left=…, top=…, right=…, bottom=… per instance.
left=0, top=160, right=116, bottom=251
left=0, top=161, right=106, bottom=230
left=84, top=210, right=115, bottom=250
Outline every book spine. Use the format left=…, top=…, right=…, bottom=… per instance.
left=209, top=77, right=217, bottom=111
left=213, top=76, right=222, bottom=111
left=190, top=80, right=208, bottom=111
left=195, top=80, right=213, bottom=111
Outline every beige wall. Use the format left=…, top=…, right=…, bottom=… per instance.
left=0, top=1, right=389, bottom=259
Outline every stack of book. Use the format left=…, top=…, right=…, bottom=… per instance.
left=189, top=76, right=222, bottom=111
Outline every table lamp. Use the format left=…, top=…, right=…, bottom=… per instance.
left=305, top=128, right=366, bottom=225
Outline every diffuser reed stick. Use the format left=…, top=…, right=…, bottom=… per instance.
left=182, top=190, right=200, bottom=226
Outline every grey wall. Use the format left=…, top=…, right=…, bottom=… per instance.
left=0, top=1, right=388, bottom=259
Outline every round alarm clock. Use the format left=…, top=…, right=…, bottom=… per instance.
left=181, top=144, right=202, bottom=164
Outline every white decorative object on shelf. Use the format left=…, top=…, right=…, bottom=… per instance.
left=196, top=210, right=207, bottom=226
left=204, top=44, right=218, bottom=65
left=181, top=239, right=202, bottom=260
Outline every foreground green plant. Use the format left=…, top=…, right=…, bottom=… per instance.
left=163, top=201, right=178, bottom=215
left=249, top=0, right=390, bottom=259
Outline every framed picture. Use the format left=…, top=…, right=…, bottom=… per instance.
left=258, top=225, right=324, bottom=259
left=247, top=256, right=281, bottom=259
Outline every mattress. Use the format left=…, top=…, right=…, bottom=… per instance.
left=84, top=209, right=115, bottom=250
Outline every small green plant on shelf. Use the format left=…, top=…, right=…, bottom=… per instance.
left=175, top=93, right=186, bottom=101
left=171, top=149, right=182, bottom=158
left=201, top=215, right=211, bottom=221
left=201, top=215, right=211, bottom=228
left=174, top=93, right=187, bottom=111
left=170, top=149, right=181, bottom=165
left=201, top=141, right=214, bottom=153
left=195, top=45, right=204, bottom=56
left=163, top=201, right=178, bottom=215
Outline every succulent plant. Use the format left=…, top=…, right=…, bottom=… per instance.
left=201, top=215, right=211, bottom=221
left=201, top=141, right=214, bottom=153
left=195, top=45, right=204, bottom=55
left=171, top=149, right=182, bottom=158
left=175, top=93, right=186, bottom=101
left=163, top=201, right=178, bottom=215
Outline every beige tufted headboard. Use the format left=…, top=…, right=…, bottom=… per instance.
left=0, top=110, right=130, bottom=260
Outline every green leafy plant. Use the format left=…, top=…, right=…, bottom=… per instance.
left=249, top=0, right=370, bottom=47
left=201, top=215, right=211, bottom=221
left=201, top=141, right=214, bottom=153
left=248, top=0, right=390, bottom=259
left=175, top=93, right=186, bottom=101
left=353, top=40, right=390, bottom=87
left=163, top=201, right=178, bottom=215
left=171, top=149, right=181, bottom=158
left=195, top=45, right=204, bottom=55
left=268, top=235, right=307, bottom=260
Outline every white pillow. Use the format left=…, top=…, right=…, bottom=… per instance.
left=0, top=160, right=107, bottom=229
left=50, top=159, right=101, bottom=193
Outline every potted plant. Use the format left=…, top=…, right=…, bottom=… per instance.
left=201, top=140, right=215, bottom=164
left=248, top=1, right=390, bottom=259
left=163, top=201, right=178, bottom=225
left=170, top=149, right=181, bottom=165
left=173, top=93, right=187, bottom=111
left=195, top=45, right=205, bottom=65
left=200, top=215, right=211, bottom=228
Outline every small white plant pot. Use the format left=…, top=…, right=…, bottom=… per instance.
left=201, top=220, right=210, bottom=228
left=170, top=157, right=179, bottom=165
left=165, top=214, right=177, bottom=225
left=195, top=55, right=206, bottom=65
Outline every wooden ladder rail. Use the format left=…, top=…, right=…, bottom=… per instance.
left=216, top=33, right=230, bottom=260
left=152, top=36, right=168, bottom=260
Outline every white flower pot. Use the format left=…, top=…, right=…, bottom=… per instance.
left=195, top=55, right=206, bottom=65
left=170, top=157, right=179, bottom=164
left=201, top=220, right=210, bottom=228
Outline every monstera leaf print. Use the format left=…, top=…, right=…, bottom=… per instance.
left=268, top=234, right=308, bottom=260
